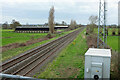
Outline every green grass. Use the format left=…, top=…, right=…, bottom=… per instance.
left=107, top=36, right=119, bottom=51
left=94, top=28, right=118, bottom=51
left=57, top=29, right=65, bottom=32
left=2, top=29, right=14, bottom=31
left=2, top=38, right=55, bottom=61
left=2, top=29, right=77, bottom=46
left=2, top=29, right=47, bottom=46
left=1, top=29, right=79, bottom=61
left=37, top=28, right=88, bottom=78
left=108, top=28, right=118, bottom=35
left=94, top=28, right=118, bottom=35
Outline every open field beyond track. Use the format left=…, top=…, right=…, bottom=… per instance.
left=2, top=29, right=47, bottom=46
left=1, top=29, right=78, bottom=61
left=94, top=28, right=119, bottom=51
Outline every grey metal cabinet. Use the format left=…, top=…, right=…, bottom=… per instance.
left=84, top=48, right=111, bottom=79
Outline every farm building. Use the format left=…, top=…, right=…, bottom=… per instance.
left=55, top=26, right=68, bottom=29
left=15, top=25, right=68, bottom=33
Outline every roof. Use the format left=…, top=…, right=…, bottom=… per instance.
left=55, top=26, right=68, bottom=27
left=85, top=48, right=111, bottom=57
left=16, top=26, right=48, bottom=28
left=16, top=26, right=68, bottom=28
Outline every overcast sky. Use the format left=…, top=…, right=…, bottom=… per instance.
left=0, top=0, right=119, bottom=25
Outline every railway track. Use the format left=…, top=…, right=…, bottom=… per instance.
left=1, top=27, right=84, bottom=78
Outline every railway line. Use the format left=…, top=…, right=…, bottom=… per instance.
left=1, top=27, right=84, bottom=78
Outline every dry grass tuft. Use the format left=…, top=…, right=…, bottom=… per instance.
left=111, top=50, right=119, bottom=78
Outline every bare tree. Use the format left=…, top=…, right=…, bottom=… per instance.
left=87, top=15, right=98, bottom=34
left=89, top=15, right=98, bottom=24
left=73, top=20, right=77, bottom=28
left=70, top=20, right=77, bottom=30
left=70, top=20, right=74, bottom=30
left=48, top=6, right=55, bottom=34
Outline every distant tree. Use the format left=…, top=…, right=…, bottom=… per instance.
left=78, top=24, right=82, bottom=27
left=89, top=15, right=98, bottom=24
left=2, top=22, right=8, bottom=29
left=62, top=21, right=67, bottom=25
left=10, top=19, right=21, bottom=29
left=69, top=20, right=77, bottom=30
left=70, top=20, right=74, bottom=30
left=55, top=22, right=60, bottom=26
left=48, top=6, right=55, bottom=34
left=44, top=23, right=48, bottom=26
left=73, top=20, right=77, bottom=28
left=87, top=15, right=98, bottom=34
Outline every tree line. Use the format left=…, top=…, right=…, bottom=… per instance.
left=2, top=19, right=21, bottom=29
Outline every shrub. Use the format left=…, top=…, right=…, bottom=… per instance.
left=112, top=28, right=116, bottom=36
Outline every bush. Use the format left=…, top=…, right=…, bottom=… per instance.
left=112, top=28, right=116, bottom=36
left=86, top=24, right=96, bottom=35
left=112, top=32, right=116, bottom=35
left=118, top=30, right=120, bottom=36
left=46, top=33, right=52, bottom=38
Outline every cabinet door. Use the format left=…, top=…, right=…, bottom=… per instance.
left=91, top=62, right=103, bottom=79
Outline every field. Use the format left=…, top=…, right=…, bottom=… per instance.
left=107, top=36, right=119, bottom=51
left=94, top=28, right=118, bottom=51
left=2, top=29, right=47, bottom=46
left=106, top=28, right=119, bottom=51
left=1, top=29, right=79, bottom=61
left=36, top=28, right=88, bottom=78
left=108, top=28, right=118, bottom=35
left=94, top=28, right=118, bottom=35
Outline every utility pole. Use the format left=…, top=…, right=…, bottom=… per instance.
left=97, top=0, right=107, bottom=48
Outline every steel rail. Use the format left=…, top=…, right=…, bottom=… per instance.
left=2, top=28, right=78, bottom=74
left=12, top=32, right=72, bottom=75
left=22, top=30, right=79, bottom=76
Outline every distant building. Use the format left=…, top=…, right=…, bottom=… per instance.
left=118, top=1, right=120, bottom=26
left=15, top=25, right=69, bottom=33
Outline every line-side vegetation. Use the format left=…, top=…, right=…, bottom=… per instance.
left=36, top=28, right=88, bottom=78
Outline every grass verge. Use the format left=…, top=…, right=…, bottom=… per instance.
left=36, top=28, right=88, bottom=78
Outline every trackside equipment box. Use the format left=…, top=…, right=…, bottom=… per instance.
left=84, top=48, right=111, bottom=79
